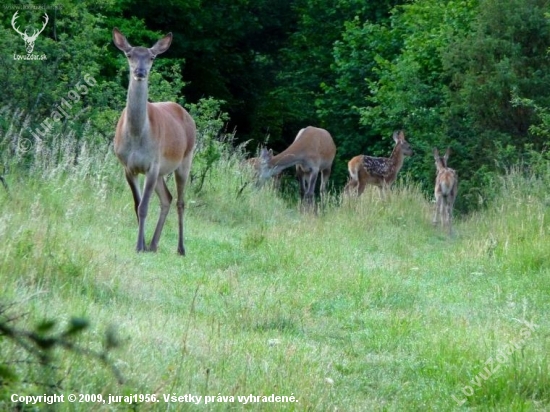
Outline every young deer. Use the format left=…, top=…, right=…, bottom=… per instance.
left=113, top=28, right=196, bottom=255
left=433, top=148, right=458, bottom=235
left=258, top=126, right=336, bottom=205
left=344, top=130, right=413, bottom=196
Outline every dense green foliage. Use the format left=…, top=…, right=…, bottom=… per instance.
left=2, top=0, right=550, bottom=211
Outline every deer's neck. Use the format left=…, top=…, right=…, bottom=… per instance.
left=125, top=78, right=149, bottom=136
left=388, top=144, right=405, bottom=174
left=269, top=151, right=304, bottom=175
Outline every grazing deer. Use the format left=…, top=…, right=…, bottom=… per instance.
left=258, top=126, right=336, bottom=205
left=344, top=130, right=413, bottom=196
left=433, top=148, right=458, bottom=235
left=113, top=28, right=195, bottom=255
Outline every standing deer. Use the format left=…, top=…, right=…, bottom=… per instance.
left=433, top=148, right=458, bottom=235
left=113, top=28, right=195, bottom=255
left=344, top=130, right=413, bottom=196
left=258, top=126, right=336, bottom=205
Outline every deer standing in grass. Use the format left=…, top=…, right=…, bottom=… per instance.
left=113, top=28, right=195, bottom=255
left=258, top=126, right=336, bottom=206
left=344, top=130, right=413, bottom=196
left=433, top=148, right=458, bottom=235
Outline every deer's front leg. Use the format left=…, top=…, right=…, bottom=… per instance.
left=301, top=171, right=319, bottom=213
left=125, top=172, right=141, bottom=224
left=136, top=167, right=159, bottom=252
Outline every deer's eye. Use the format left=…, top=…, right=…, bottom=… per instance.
left=150, top=56, right=156, bottom=61
left=125, top=53, right=131, bottom=58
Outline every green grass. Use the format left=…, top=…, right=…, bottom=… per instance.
left=1, top=150, right=549, bottom=411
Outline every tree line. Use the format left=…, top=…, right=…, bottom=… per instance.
left=1, top=0, right=550, bottom=211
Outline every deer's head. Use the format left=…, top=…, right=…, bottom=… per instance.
left=257, top=148, right=275, bottom=183
left=433, top=147, right=451, bottom=171
left=393, top=130, right=414, bottom=156
left=12, top=11, right=48, bottom=54
left=113, top=28, right=172, bottom=82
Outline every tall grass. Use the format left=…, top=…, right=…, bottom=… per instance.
left=1, top=113, right=549, bottom=411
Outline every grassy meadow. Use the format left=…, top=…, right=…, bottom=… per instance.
left=1, top=135, right=550, bottom=411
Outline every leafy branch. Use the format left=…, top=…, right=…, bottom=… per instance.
left=0, top=301, right=124, bottom=396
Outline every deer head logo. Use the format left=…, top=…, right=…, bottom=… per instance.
left=11, top=11, right=49, bottom=54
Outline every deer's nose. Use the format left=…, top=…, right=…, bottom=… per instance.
left=133, top=68, right=147, bottom=80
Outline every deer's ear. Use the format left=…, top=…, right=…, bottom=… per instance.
left=393, top=130, right=404, bottom=143
left=113, top=28, right=132, bottom=53
left=150, top=33, right=172, bottom=56
left=260, top=148, right=273, bottom=161
left=443, top=147, right=451, bottom=164
left=433, top=148, right=439, bottom=159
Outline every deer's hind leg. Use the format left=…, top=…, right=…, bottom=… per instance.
left=319, top=167, right=332, bottom=206
left=344, top=179, right=356, bottom=195
left=174, top=153, right=193, bottom=256
left=356, top=168, right=368, bottom=196
left=444, top=197, right=454, bottom=236
left=433, top=196, right=440, bottom=226
left=320, top=167, right=331, bottom=194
